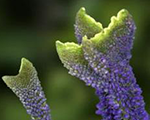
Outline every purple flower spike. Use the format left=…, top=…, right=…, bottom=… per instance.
left=56, top=7, right=149, bottom=120
left=2, top=58, right=51, bottom=120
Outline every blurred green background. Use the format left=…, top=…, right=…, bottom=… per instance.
left=0, top=0, right=150, bottom=120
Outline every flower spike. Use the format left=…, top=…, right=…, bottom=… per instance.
left=56, top=8, right=149, bottom=120
left=2, top=58, right=51, bottom=120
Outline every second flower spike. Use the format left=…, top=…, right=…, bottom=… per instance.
left=2, top=58, right=51, bottom=120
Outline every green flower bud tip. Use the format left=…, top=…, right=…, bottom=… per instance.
left=57, top=8, right=134, bottom=61
left=82, top=9, right=133, bottom=53
left=56, top=41, right=87, bottom=67
left=2, top=58, right=36, bottom=89
left=75, top=7, right=103, bottom=41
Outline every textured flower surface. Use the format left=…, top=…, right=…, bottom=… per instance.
left=56, top=7, right=149, bottom=120
left=2, top=58, right=51, bottom=120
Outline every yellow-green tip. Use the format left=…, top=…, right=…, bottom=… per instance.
left=77, top=7, right=103, bottom=28
left=82, top=9, right=132, bottom=45
left=56, top=40, right=86, bottom=65
left=2, top=58, right=36, bottom=89
left=77, top=7, right=86, bottom=15
left=76, top=7, right=103, bottom=39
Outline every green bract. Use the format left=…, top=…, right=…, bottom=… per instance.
left=2, top=58, right=36, bottom=89
left=56, top=7, right=132, bottom=67
left=75, top=7, right=103, bottom=40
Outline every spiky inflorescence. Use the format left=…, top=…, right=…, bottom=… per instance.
left=56, top=7, right=149, bottom=120
left=2, top=58, right=51, bottom=120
